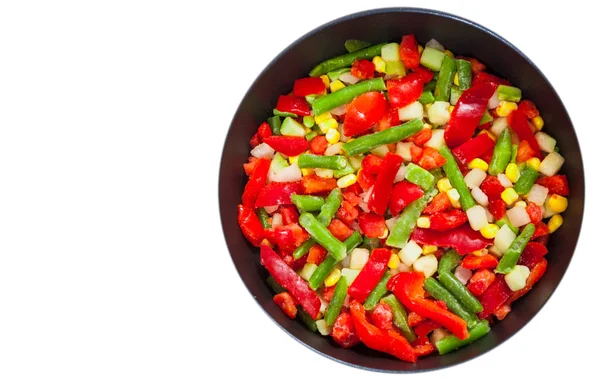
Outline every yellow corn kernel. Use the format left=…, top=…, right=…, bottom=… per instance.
left=479, top=129, right=496, bottom=141
left=379, top=228, right=389, bottom=239
left=453, top=73, right=459, bottom=86
left=372, top=55, right=387, bottom=73
left=527, top=157, right=541, bottom=171
left=548, top=214, right=563, bottom=233
left=505, top=163, right=520, bottom=183
left=422, top=245, right=438, bottom=255
left=315, top=112, right=333, bottom=125
left=532, top=116, right=544, bottom=131
left=337, top=173, right=357, bottom=188
left=320, top=75, right=330, bottom=89
left=447, top=188, right=461, bottom=208
left=422, top=122, right=433, bottom=130
left=444, top=50, right=454, bottom=58
left=324, top=268, right=342, bottom=287
left=468, top=158, right=489, bottom=172
left=501, top=188, right=519, bottom=206
left=480, top=224, right=500, bottom=239
left=301, top=168, right=314, bottom=176
left=319, top=118, right=339, bottom=132
left=330, top=79, right=346, bottom=92
left=288, top=155, right=299, bottom=165
left=388, top=253, right=401, bottom=269
left=315, top=168, right=334, bottom=178
left=325, top=129, right=341, bottom=144
left=417, top=217, right=431, bottom=228
left=437, top=177, right=453, bottom=193
left=496, top=101, right=518, bottom=117
left=548, top=194, right=568, bottom=213
left=448, top=105, right=455, bottom=114
left=418, top=45, right=424, bottom=54
left=472, top=248, right=488, bottom=256
left=515, top=201, right=527, bottom=208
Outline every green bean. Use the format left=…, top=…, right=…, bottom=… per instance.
left=510, top=144, right=518, bottom=164
left=497, top=216, right=518, bottom=234
left=361, top=236, right=380, bottom=250
left=256, top=208, right=271, bottom=229
left=317, top=188, right=343, bottom=226
left=273, top=108, right=297, bottom=118
left=424, top=278, right=479, bottom=328
left=266, top=276, right=285, bottom=294
left=305, top=131, right=317, bottom=141
left=423, top=80, right=437, bottom=92
left=386, top=188, right=438, bottom=248
left=298, top=154, right=347, bottom=170
left=496, top=223, right=535, bottom=274
left=293, top=238, right=316, bottom=259
left=297, top=308, right=318, bottom=332
left=450, top=85, right=462, bottom=105
left=434, top=56, right=456, bottom=102
left=381, top=295, right=416, bottom=342
left=345, top=39, right=371, bottom=52
left=419, top=90, right=435, bottom=105
left=333, top=164, right=354, bottom=178
left=267, top=116, right=282, bottom=136
left=435, top=320, right=490, bottom=355
left=439, top=146, right=476, bottom=210
left=309, top=43, right=388, bottom=76
left=438, top=271, right=483, bottom=313
left=405, top=163, right=435, bottom=190
left=303, top=115, right=315, bottom=128
left=497, top=85, right=522, bottom=102
left=514, top=165, right=539, bottom=195
left=363, top=271, right=392, bottom=310
left=291, top=194, right=325, bottom=212
left=489, top=128, right=512, bottom=175
left=299, top=213, right=347, bottom=261
left=309, top=232, right=362, bottom=289
left=324, top=276, right=348, bottom=326
left=343, top=119, right=423, bottom=156
left=456, top=59, right=472, bottom=90
left=312, top=78, right=387, bottom=116
left=438, top=249, right=462, bottom=274
left=326, top=68, right=351, bottom=81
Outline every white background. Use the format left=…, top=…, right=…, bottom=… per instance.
left=0, top=0, right=596, bottom=387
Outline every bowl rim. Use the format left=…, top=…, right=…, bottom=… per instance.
left=219, top=6, right=584, bottom=373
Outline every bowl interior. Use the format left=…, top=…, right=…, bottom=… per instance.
left=219, top=8, right=584, bottom=372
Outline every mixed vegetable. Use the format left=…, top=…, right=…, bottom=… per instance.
left=238, top=36, right=569, bottom=362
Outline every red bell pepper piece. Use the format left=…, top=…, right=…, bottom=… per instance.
left=411, top=336, right=436, bottom=357
left=456, top=56, right=486, bottom=74
left=255, top=181, right=303, bottom=208
left=336, top=200, right=359, bottom=226
left=507, top=258, right=548, bottom=304
left=249, top=132, right=261, bottom=148
left=260, top=244, right=322, bottom=319
left=378, top=106, right=401, bottom=131
left=349, top=300, right=417, bottom=362
left=479, top=147, right=494, bottom=164
left=518, top=100, right=539, bottom=119
left=331, top=311, right=360, bottom=348
left=242, top=158, right=270, bottom=207
left=411, top=225, right=492, bottom=255
left=536, top=175, right=570, bottom=196
left=422, top=192, right=451, bottom=215
left=508, top=109, right=541, bottom=158
left=342, top=191, right=361, bottom=206
left=301, top=175, right=337, bottom=194
left=368, top=153, right=403, bottom=215
left=488, top=198, right=506, bottom=220
left=328, top=218, right=354, bottom=241
left=267, top=223, right=310, bottom=252
left=418, top=147, right=446, bottom=170
left=387, top=272, right=469, bottom=340
left=480, top=175, right=504, bottom=199
left=358, top=212, right=386, bottom=238
left=361, top=154, right=384, bottom=175
left=368, top=302, right=393, bottom=330
left=243, top=156, right=258, bottom=176
left=275, top=95, right=311, bottom=116
left=263, top=136, right=309, bottom=157
left=257, top=122, right=272, bottom=140
left=467, top=269, right=495, bottom=296
left=348, top=248, right=391, bottom=303
left=444, top=81, right=497, bottom=148
left=461, top=254, right=499, bottom=270
left=428, top=209, right=468, bottom=232
left=525, top=203, right=543, bottom=225
left=351, top=59, right=375, bottom=79
left=414, top=320, right=441, bottom=338
left=532, top=222, right=549, bottom=240
left=237, top=205, right=265, bottom=247
left=399, top=34, right=420, bottom=69
left=309, top=135, right=328, bottom=155
left=279, top=205, right=299, bottom=225
left=343, top=91, right=388, bottom=137
left=408, top=311, right=425, bottom=327
left=452, top=133, right=496, bottom=165
left=412, top=66, right=434, bottom=83
left=407, top=128, right=433, bottom=147
left=516, top=140, right=537, bottom=163
left=477, top=275, right=512, bottom=319
left=293, top=77, right=326, bottom=97
left=387, top=73, right=424, bottom=109
left=410, top=144, right=423, bottom=162
left=321, top=285, right=336, bottom=302
left=306, top=244, right=328, bottom=265
left=273, top=292, right=297, bottom=319
left=518, top=242, right=548, bottom=269
left=472, top=72, right=510, bottom=88
left=357, top=169, right=376, bottom=191
left=493, top=304, right=511, bottom=320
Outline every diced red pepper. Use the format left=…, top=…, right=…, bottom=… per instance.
left=414, top=320, right=441, bottom=338
left=368, top=153, right=403, bottom=215
left=275, top=95, right=311, bottom=116
left=532, top=222, right=549, bottom=240
left=488, top=198, right=506, bottom=220
left=293, top=77, right=326, bottom=97
left=309, top=135, right=328, bottom=155
left=336, top=200, right=359, bottom=226
left=480, top=175, right=504, bottom=199
left=389, top=181, right=424, bottom=216
left=410, top=144, right=423, bottom=162
left=331, top=311, right=360, bottom=348
left=422, top=192, right=451, bottom=215
left=328, top=218, right=354, bottom=241
left=518, top=242, right=548, bottom=269
left=507, top=258, right=548, bottom=304
left=428, top=209, right=468, bottom=232
left=518, top=100, right=539, bottom=119
left=411, top=336, right=436, bottom=357
left=536, top=175, right=570, bottom=196
left=263, top=136, right=309, bottom=157
left=479, top=148, right=494, bottom=164
left=525, top=203, right=543, bottom=225
left=268, top=223, right=310, bottom=252
left=260, top=244, right=322, bottom=319
left=301, top=175, right=337, bottom=194
left=408, top=311, right=425, bottom=327
left=388, top=272, right=469, bottom=340
left=358, top=212, right=387, bottom=238
left=306, top=244, right=328, bottom=265
left=467, top=269, right=496, bottom=296
left=321, top=285, right=336, bottom=302
left=357, top=169, right=376, bottom=191
left=516, top=140, right=537, bottom=163
left=368, top=303, right=393, bottom=330
left=350, top=300, right=417, bottom=362
left=444, top=81, right=497, bottom=148
left=399, top=34, right=420, bottom=69
left=461, top=254, right=499, bottom=270
left=243, top=156, right=258, bottom=176
left=387, top=73, right=424, bottom=109
left=456, top=56, right=486, bottom=75
left=407, top=128, right=433, bottom=147
left=348, top=248, right=391, bottom=303
left=291, top=253, right=307, bottom=271
left=452, top=133, right=496, bottom=165
left=493, top=304, right=511, bottom=321
left=351, top=59, right=376, bottom=79
left=472, top=72, right=510, bottom=88
left=242, top=158, right=271, bottom=207
left=273, top=292, right=297, bottom=319
left=250, top=133, right=261, bottom=148
left=508, top=109, right=541, bottom=159
left=418, top=147, right=446, bottom=170
left=255, top=181, right=303, bottom=208
left=361, top=154, right=384, bottom=175
left=411, top=225, right=492, bottom=255
left=257, top=122, right=272, bottom=140
left=343, top=92, right=388, bottom=137
left=237, top=205, right=265, bottom=247
left=280, top=205, right=299, bottom=225
left=378, top=107, right=401, bottom=131
left=343, top=191, right=362, bottom=206
left=412, top=66, right=435, bottom=83
left=477, top=275, right=512, bottom=319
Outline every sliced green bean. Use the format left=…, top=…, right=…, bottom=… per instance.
left=326, top=68, right=351, bottom=81
left=266, top=276, right=285, bottom=294
left=434, top=56, right=456, bottom=102
left=424, top=277, right=479, bottom=328
left=456, top=59, right=472, bottom=90
left=438, top=249, right=462, bottom=274
left=489, top=128, right=512, bottom=175
left=324, top=276, right=348, bottom=326
left=299, top=213, right=346, bottom=261
left=345, top=39, right=371, bottom=52
left=291, top=194, right=325, bottom=212
left=333, top=164, right=354, bottom=178
left=298, top=154, right=347, bottom=170
left=361, top=236, right=380, bottom=250
left=342, top=119, right=423, bottom=156
left=514, top=165, right=539, bottom=195
left=293, top=238, right=316, bottom=259
left=317, top=188, right=343, bottom=226
left=386, top=188, right=438, bottom=248
left=297, top=308, right=318, bottom=332
left=419, top=90, right=435, bottom=105
left=496, top=223, right=535, bottom=274
left=312, top=78, right=387, bottom=116
left=381, top=295, right=416, bottom=342
left=405, top=163, right=435, bottom=190
left=436, top=320, right=490, bottom=355
left=438, top=271, right=483, bottom=313
left=267, top=116, right=282, bottom=136
left=363, top=271, right=392, bottom=310
left=423, top=80, right=437, bottom=92
left=309, top=232, right=363, bottom=289
left=256, top=208, right=271, bottom=229
left=510, top=144, right=518, bottom=164
left=309, top=43, right=388, bottom=76
left=439, top=146, right=476, bottom=210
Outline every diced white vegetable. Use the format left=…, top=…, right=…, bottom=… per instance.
left=341, top=268, right=361, bottom=285
left=396, top=141, right=413, bottom=161
left=497, top=174, right=513, bottom=188
left=394, top=164, right=407, bottom=183
left=348, top=155, right=363, bottom=170
left=339, top=72, right=361, bottom=85
left=430, top=328, right=450, bottom=345
left=358, top=201, right=370, bottom=213
left=316, top=319, right=332, bottom=336
left=454, top=266, right=473, bottom=285
left=467, top=205, right=488, bottom=231
left=535, top=132, right=557, bottom=153
left=350, top=248, right=370, bottom=270
left=398, top=101, right=424, bottom=121
left=271, top=213, right=283, bottom=227
left=399, top=240, right=423, bottom=266
left=250, top=142, right=276, bottom=159
left=424, top=129, right=446, bottom=150
left=427, top=102, right=451, bottom=125
left=371, top=144, right=390, bottom=157
left=471, top=187, right=489, bottom=206
left=490, top=117, right=508, bottom=137
left=385, top=216, right=398, bottom=231
left=527, top=184, right=549, bottom=206
left=488, top=245, right=502, bottom=257
left=464, top=168, right=487, bottom=189
left=361, top=186, right=374, bottom=202
left=325, top=143, right=343, bottom=156
left=264, top=205, right=279, bottom=214
left=494, top=224, right=517, bottom=254
left=315, top=168, right=334, bottom=178
left=330, top=104, right=348, bottom=116
left=413, top=255, right=438, bottom=278
left=381, top=43, right=401, bottom=62
left=486, top=208, right=494, bottom=223
left=539, top=152, right=565, bottom=176
left=271, top=164, right=302, bottom=182
left=319, top=297, right=329, bottom=314
left=506, top=205, right=531, bottom=227
left=299, top=263, right=318, bottom=281
left=488, top=91, right=500, bottom=109
left=397, top=263, right=412, bottom=272
left=426, top=38, right=445, bottom=51
left=505, top=265, right=531, bottom=291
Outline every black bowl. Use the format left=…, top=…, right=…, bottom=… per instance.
left=219, top=7, right=584, bottom=372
